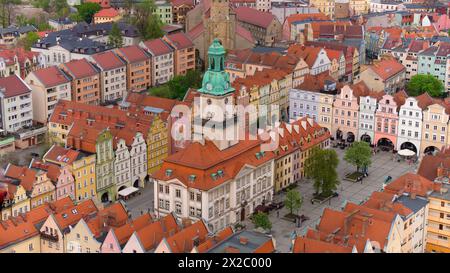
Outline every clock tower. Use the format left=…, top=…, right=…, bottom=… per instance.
left=194, top=39, right=239, bottom=150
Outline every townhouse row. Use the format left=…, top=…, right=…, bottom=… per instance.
left=290, top=72, right=450, bottom=157
left=0, top=93, right=176, bottom=220
left=0, top=194, right=276, bottom=253
left=24, top=32, right=195, bottom=125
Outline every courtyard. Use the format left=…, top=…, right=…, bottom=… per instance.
left=242, top=147, right=418, bottom=253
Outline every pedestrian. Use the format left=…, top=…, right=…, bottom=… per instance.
left=277, top=210, right=280, bottom=218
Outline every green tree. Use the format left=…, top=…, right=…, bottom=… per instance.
left=143, top=13, right=164, bottom=40
left=284, top=189, right=302, bottom=216
left=130, top=0, right=165, bottom=39
left=406, top=74, right=444, bottom=98
left=305, top=147, right=339, bottom=196
left=108, top=22, right=123, bottom=48
left=344, top=141, right=372, bottom=173
left=75, top=2, right=101, bottom=23
left=19, top=31, right=40, bottom=50
left=252, top=212, right=272, bottom=230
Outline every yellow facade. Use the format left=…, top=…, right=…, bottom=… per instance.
left=1, top=185, right=31, bottom=220
left=30, top=171, right=55, bottom=209
left=72, top=154, right=97, bottom=203
left=0, top=235, right=40, bottom=253
left=426, top=194, right=450, bottom=253
left=317, top=93, right=334, bottom=132
left=147, top=115, right=169, bottom=176
left=420, top=103, right=448, bottom=155
left=48, top=121, right=69, bottom=145
left=310, top=0, right=335, bottom=18
left=274, top=153, right=294, bottom=193
left=65, top=219, right=102, bottom=253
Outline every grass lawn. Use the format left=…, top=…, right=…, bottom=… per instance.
left=345, top=171, right=364, bottom=182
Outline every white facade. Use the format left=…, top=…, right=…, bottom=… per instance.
left=130, top=132, right=147, bottom=188
left=25, top=71, right=71, bottom=124
left=358, top=95, right=377, bottom=144
left=100, top=66, right=127, bottom=103
left=154, top=160, right=274, bottom=233
left=31, top=45, right=93, bottom=66
left=397, top=97, right=423, bottom=155
left=311, top=49, right=331, bottom=75
left=0, top=84, right=33, bottom=133
left=369, top=0, right=404, bottom=12
left=152, top=52, right=174, bottom=86
left=114, top=138, right=132, bottom=195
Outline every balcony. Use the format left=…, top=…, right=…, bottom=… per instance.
left=40, top=231, right=59, bottom=242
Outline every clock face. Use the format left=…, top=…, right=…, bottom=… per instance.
left=207, top=83, right=212, bottom=90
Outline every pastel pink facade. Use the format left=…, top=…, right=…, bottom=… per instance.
left=433, top=14, right=450, bottom=32
left=55, top=165, right=75, bottom=201
left=101, top=229, right=122, bottom=253
left=331, top=85, right=360, bottom=141
left=374, top=94, right=399, bottom=148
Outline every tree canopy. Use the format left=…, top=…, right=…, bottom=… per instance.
left=149, top=70, right=202, bottom=100
left=284, top=189, right=302, bottom=216
left=129, top=0, right=164, bottom=40
left=18, top=32, right=40, bottom=50
left=252, top=212, right=272, bottom=230
left=108, top=22, right=123, bottom=48
left=75, top=2, right=101, bottom=24
left=344, top=141, right=372, bottom=172
left=406, top=74, right=444, bottom=98
left=305, top=147, right=340, bottom=196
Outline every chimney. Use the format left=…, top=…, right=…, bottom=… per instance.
left=437, top=163, right=444, bottom=178
left=410, top=192, right=416, bottom=200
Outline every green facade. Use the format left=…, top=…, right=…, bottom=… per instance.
left=95, top=129, right=116, bottom=202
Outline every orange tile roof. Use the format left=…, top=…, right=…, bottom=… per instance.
left=136, top=213, right=179, bottom=251
left=86, top=202, right=129, bottom=238
left=195, top=226, right=233, bottom=253
left=112, top=213, right=153, bottom=246
left=287, top=44, right=322, bottom=68
left=94, top=7, right=120, bottom=18
left=43, top=144, right=81, bottom=166
left=0, top=197, right=75, bottom=249
left=61, top=58, right=99, bottom=79
left=164, top=220, right=208, bottom=253
left=368, top=59, right=405, bottom=81
left=292, top=235, right=353, bottom=253
left=4, top=164, right=36, bottom=192
left=52, top=199, right=98, bottom=231
left=384, top=173, right=440, bottom=197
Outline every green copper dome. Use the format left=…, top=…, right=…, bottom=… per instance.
left=198, top=39, right=235, bottom=96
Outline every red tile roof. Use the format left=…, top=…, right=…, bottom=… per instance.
left=61, top=58, right=99, bottom=79
left=135, top=213, right=179, bottom=251
left=142, top=38, right=174, bottom=56
left=0, top=74, right=31, bottom=98
left=91, top=51, right=125, bottom=71
left=164, top=220, right=209, bottom=253
left=43, top=145, right=81, bottom=165
left=116, top=45, right=149, bottom=63
left=94, top=7, right=119, bottom=18
left=235, top=7, right=278, bottom=28
left=368, top=59, right=406, bottom=81
left=384, top=173, right=440, bottom=197
left=164, top=32, right=194, bottom=50
left=32, top=66, right=71, bottom=88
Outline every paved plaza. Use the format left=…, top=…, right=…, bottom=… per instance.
left=242, top=147, right=418, bottom=253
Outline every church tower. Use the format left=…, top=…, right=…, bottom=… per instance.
left=194, top=39, right=238, bottom=150
left=204, top=0, right=236, bottom=61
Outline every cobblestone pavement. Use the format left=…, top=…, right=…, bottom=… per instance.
left=242, top=147, right=418, bottom=253
left=123, top=181, right=155, bottom=219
